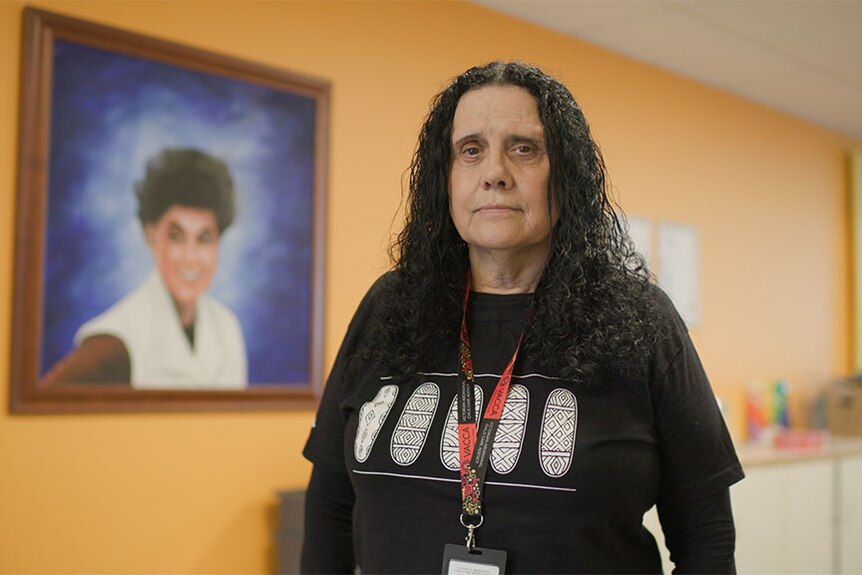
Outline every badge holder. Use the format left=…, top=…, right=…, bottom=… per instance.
left=441, top=514, right=507, bottom=575
left=442, top=544, right=507, bottom=575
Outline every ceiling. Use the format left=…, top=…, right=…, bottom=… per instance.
left=473, top=0, right=862, bottom=141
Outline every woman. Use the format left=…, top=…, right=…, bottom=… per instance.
left=43, top=148, right=247, bottom=389
left=302, top=62, right=743, bottom=573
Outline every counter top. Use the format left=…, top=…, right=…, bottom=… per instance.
left=737, top=436, right=862, bottom=468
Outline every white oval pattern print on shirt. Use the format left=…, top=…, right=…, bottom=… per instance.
left=490, top=383, right=529, bottom=474
left=539, top=388, right=578, bottom=477
left=357, top=382, right=578, bottom=478
left=354, top=384, right=398, bottom=463
left=391, top=382, right=440, bottom=466
left=439, top=386, right=485, bottom=471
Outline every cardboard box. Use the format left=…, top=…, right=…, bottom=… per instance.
left=827, top=379, right=862, bottom=436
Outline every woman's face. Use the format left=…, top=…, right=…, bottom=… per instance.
left=448, top=84, right=556, bottom=263
left=145, top=205, right=220, bottom=312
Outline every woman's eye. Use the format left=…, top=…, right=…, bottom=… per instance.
left=463, top=146, right=480, bottom=156
left=515, top=145, right=534, bottom=154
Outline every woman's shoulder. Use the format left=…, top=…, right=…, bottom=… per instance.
left=327, top=272, right=400, bottom=383
left=638, top=281, right=687, bottom=331
left=352, top=270, right=401, bottom=316
left=74, top=279, right=154, bottom=344
left=638, top=281, right=701, bottom=376
left=367, top=269, right=400, bottom=295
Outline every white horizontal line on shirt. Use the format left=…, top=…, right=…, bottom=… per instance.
left=380, top=372, right=562, bottom=381
left=351, top=469, right=578, bottom=493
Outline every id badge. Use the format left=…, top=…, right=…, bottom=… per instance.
left=442, top=543, right=507, bottom=575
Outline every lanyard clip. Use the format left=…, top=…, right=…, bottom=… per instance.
left=465, top=525, right=476, bottom=552
left=460, top=513, right=483, bottom=552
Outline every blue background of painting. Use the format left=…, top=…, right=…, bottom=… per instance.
left=40, top=40, right=318, bottom=385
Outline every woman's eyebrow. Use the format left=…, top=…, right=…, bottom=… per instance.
left=506, top=134, right=544, bottom=146
left=452, top=133, right=486, bottom=148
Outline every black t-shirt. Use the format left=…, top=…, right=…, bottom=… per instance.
left=303, top=275, right=744, bottom=574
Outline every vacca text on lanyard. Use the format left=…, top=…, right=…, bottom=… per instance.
left=442, top=273, right=530, bottom=575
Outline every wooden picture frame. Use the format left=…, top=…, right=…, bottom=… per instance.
left=10, top=7, right=328, bottom=413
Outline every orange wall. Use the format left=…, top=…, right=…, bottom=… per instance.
left=0, top=1, right=857, bottom=573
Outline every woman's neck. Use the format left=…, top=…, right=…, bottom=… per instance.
left=468, top=248, right=547, bottom=294
left=172, top=299, right=196, bottom=328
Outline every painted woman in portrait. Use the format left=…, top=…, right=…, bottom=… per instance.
left=42, top=148, right=247, bottom=389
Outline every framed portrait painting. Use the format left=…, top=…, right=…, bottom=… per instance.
left=10, top=8, right=328, bottom=412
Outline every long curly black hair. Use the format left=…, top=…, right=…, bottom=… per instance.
left=362, top=61, right=658, bottom=385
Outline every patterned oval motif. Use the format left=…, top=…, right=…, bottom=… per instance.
left=539, top=388, right=578, bottom=478
left=354, top=384, right=398, bottom=463
left=390, top=382, right=440, bottom=466
left=439, top=386, right=484, bottom=471
left=490, top=384, right=529, bottom=475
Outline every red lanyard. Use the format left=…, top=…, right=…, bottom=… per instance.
left=457, top=273, right=527, bottom=548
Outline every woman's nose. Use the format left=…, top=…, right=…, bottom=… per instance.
left=178, top=240, right=198, bottom=263
left=482, top=150, right=513, bottom=190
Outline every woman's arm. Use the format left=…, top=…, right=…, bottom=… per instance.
left=40, top=335, right=131, bottom=385
left=300, top=464, right=356, bottom=574
left=658, top=487, right=737, bottom=574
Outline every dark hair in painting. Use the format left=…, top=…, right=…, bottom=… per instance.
left=135, top=147, right=236, bottom=233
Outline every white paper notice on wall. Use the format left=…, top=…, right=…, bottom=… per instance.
left=658, top=222, right=700, bottom=327
left=626, top=215, right=653, bottom=270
